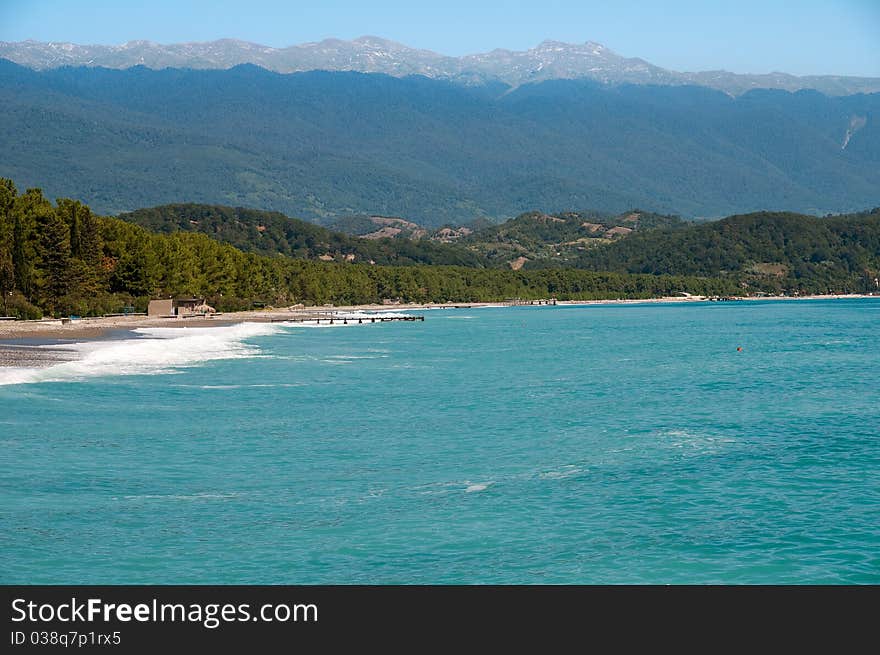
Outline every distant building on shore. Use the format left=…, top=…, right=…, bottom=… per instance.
left=504, top=298, right=557, bottom=306
left=147, top=298, right=215, bottom=317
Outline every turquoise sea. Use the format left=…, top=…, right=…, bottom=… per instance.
left=2, top=299, right=879, bottom=584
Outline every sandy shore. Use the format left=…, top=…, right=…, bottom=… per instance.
left=555, top=293, right=878, bottom=307
left=0, top=293, right=874, bottom=351
left=0, top=305, right=466, bottom=342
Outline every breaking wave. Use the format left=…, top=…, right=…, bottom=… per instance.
left=0, top=322, right=282, bottom=386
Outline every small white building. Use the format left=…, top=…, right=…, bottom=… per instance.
left=147, top=298, right=215, bottom=317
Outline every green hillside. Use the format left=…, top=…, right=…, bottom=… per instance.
left=120, top=204, right=684, bottom=270
left=0, top=181, right=740, bottom=319
left=463, top=210, right=684, bottom=267
left=2, top=61, right=878, bottom=224
left=569, top=209, right=880, bottom=294
left=117, top=202, right=880, bottom=296
left=119, top=204, right=488, bottom=267
left=324, top=215, right=429, bottom=239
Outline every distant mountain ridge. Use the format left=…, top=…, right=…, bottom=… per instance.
left=2, top=36, right=878, bottom=96
left=2, top=62, right=878, bottom=223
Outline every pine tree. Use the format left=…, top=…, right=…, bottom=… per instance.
left=0, top=179, right=16, bottom=312
left=12, top=210, right=31, bottom=298
left=57, top=199, right=105, bottom=304
left=12, top=188, right=54, bottom=301
left=78, top=209, right=103, bottom=265
left=39, top=210, right=72, bottom=313
left=0, top=251, right=13, bottom=316
left=57, top=198, right=84, bottom=259
left=0, top=178, right=15, bottom=249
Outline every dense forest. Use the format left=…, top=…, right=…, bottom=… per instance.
left=459, top=209, right=684, bottom=264
left=120, top=204, right=488, bottom=266
left=0, top=181, right=740, bottom=319
left=117, top=203, right=676, bottom=268
left=2, top=60, right=878, bottom=224
left=566, top=210, right=880, bottom=294
left=117, top=202, right=880, bottom=294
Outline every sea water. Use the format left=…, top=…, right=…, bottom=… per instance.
left=1, top=300, right=878, bottom=583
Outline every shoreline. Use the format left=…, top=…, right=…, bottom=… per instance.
left=1, top=293, right=875, bottom=339
left=0, top=293, right=874, bottom=370
left=554, top=293, right=877, bottom=307
left=0, top=293, right=874, bottom=347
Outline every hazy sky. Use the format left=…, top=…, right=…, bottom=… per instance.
left=2, top=0, right=879, bottom=76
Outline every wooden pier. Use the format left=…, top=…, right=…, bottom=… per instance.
left=270, top=313, right=424, bottom=325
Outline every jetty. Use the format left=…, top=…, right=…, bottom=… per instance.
left=269, top=311, right=424, bottom=325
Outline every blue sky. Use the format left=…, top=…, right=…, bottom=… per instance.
left=2, top=0, right=878, bottom=76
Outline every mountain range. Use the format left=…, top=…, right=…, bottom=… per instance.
left=3, top=58, right=878, bottom=224
left=2, top=36, right=879, bottom=96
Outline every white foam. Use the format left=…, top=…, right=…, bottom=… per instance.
left=659, top=429, right=736, bottom=453
left=539, top=465, right=583, bottom=480
left=0, top=322, right=282, bottom=386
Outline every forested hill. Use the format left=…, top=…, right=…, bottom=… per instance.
left=118, top=203, right=678, bottom=269
left=118, top=204, right=488, bottom=267
left=119, top=204, right=880, bottom=295
left=2, top=182, right=878, bottom=320
left=462, top=210, right=684, bottom=267
left=0, top=182, right=739, bottom=319
left=568, top=210, right=880, bottom=294
left=2, top=61, right=878, bottom=224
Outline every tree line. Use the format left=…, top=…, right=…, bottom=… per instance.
left=568, top=210, right=880, bottom=295
left=120, top=203, right=489, bottom=267
left=0, top=181, right=741, bottom=318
